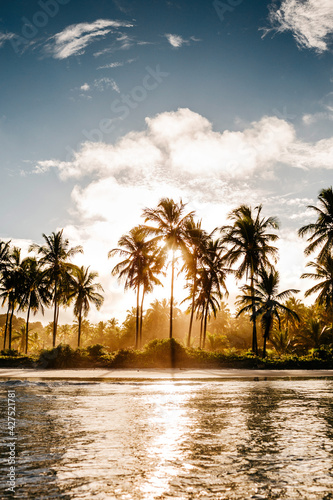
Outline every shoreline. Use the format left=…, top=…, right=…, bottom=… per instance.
left=1, top=368, right=333, bottom=381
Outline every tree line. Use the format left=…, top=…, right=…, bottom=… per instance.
left=1, top=187, right=333, bottom=357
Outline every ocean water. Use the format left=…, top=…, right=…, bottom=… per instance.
left=1, top=377, right=333, bottom=499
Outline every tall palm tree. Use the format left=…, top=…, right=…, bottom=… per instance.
left=301, top=254, right=333, bottom=330
left=19, top=257, right=50, bottom=354
left=298, top=187, right=333, bottom=262
left=221, top=204, right=279, bottom=354
left=30, top=230, right=83, bottom=347
left=142, top=198, right=194, bottom=339
left=68, top=266, right=104, bottom=347
left=0, top=247, right=23, bottom=350
left=109, top=226, right=161, bottom=349
left=182, top=219, right=209, bottom=347
left=237, top=268, right=299, bottom=357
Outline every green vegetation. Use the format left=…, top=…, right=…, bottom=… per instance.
left=1, top=188, right=333, bottom=369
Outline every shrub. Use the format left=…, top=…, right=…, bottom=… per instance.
left=1, top=349, right=20, bottom=357
left=86, top=344, right=108, bottom=358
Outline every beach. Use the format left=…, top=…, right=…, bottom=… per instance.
left=1, top=367, right=333, bottom=380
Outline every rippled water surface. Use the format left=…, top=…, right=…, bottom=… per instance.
left=1, top=377, right=333, bottom=499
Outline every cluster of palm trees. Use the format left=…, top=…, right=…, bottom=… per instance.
left=1, top=187, right=332, bottom=357
left=110, top=188, right=333, bottom=356
left=0, top=231, right=104, bottom=353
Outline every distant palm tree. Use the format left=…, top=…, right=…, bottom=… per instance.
left=298, top=187, right=333, bottom=262
left=68, top=266, right=104, bottom=347
left=199, top=238, right=228, bottom=348
left=19, top=257, right=50, bottom=354
left=221, top=204, right=279, bottom=354
left=109, top=226, right=161, bottom=349
left=182, top=219, right=209, bottom=347
left=301, top=254, right=333, bottom=330
left=142, top=198, right=194, bottom=339
left=237, top=268, right=299, bottom=357
left=270, top=328, right=293, bottom=356
left=138, top=247, right=164, bottom=348
left=30, top=230, right=83, bottom=347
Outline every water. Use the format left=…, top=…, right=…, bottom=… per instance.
left=1, top=377, right=333, bottom=499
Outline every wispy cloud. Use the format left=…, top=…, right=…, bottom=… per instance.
left=93, top=77, right=120, bottom=93
left=97, top=58, right=136, bottom=69
left=45, top=19, right=133, bottom=59
left=0, top=32, right=15, bottom=48
left=264, top=0, right=333, bottom=53
left=164, top=33, right=200, bottom=48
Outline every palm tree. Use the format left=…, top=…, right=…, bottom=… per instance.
left=68, top=266, right=104, bottom=347
left=109, top=226, right=161, bottom=349
left=0, top=240, right=10, bottom=272
left=221, top=204, right=279, bottom=354
left=301, top=254, right=333, bottom=330
left=182, top=219, right=209, bottom=347
left=237, top=268, right=299, bottom=357
left=0, top=247, right=23, bottom=350
left=19, top=257, right=50, bottom=354
left=298, top=187, right=333, bottom=262
left=142, top=198, right=194, bottom=339
left=30, top=230, right=83, bottom=347
left=138, top=246, right=164, bottom=348
left=199, top=238, right=228, bottom=348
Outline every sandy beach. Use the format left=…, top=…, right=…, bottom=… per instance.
left=1, top=368, right=333, bottom=380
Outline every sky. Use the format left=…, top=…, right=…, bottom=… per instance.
left=0, top=0, right=333, bottom=325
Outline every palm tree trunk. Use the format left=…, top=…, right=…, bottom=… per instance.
left=139, top=289, right=145, bottom=349
left=3, top=302, right=10, bottom=349
left=203, top=300, right=209, bottom=349
left=8, top=302, right=14, bottom=350
left=78, top=308, right=82, bottom=348
left=187, top=269, right=197, bottom=348
left=199, top=312, right=204, bottom=348
left=53, top=282, right=58, bottom=348
left=135, top=285, right=140, bottom=349
left=263, top=317, right=272, bottom=358
left=250, top=274, right=258, bottom=355
left=25, top=300, right=31, bottom=354
left=169, top=253, right=175, bottom=339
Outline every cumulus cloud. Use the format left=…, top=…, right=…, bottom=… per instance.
left=32, top=108, right=333, bottom=320
left=34, top=108, right=333, bottom=187
left=164, top=34, right=200, bottom=48
left=265, top=0, right=333, bottom=53
left=45, top=19, right=133, bottom=59
left=80, top=83, right=90, bottom=92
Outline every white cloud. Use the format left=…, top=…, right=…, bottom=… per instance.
left=93, top=33, right=140, bottom=57
left=97, top=58, right=136, bottom=69
left=45, top=19, right=133, bottom=59
left=34, top=108, right=333, bottom=183
left=93, top=77, right=120, bottom=93
left=80, top=83, right=90, bottom=92
left=265, top=0, right=333, bottom=53
left=164, top=34, right=200, bottom=48
left=32, top=108, right=333, bottom=321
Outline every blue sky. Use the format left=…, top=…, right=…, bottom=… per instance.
left=1, top=0, right=333, bottom=322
